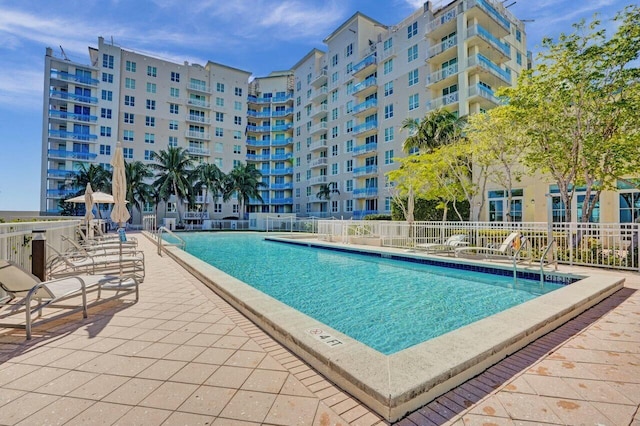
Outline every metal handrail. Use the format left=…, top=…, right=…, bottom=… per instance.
left=539, top=238, right=558, bottom=284
left=511, top=236, right=529, bottom=284
left=157, top=226, right=186, bottom=255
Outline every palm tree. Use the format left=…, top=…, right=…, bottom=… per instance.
left=401, top=109, right=465, bottom=153
left=192, top=163, right=225, bottom=221
left=125, top=161, right=153, bottom=223
left=223, top=163, right=266, bottom=220
left=316, top=182, right=340, bottom=200
left=72, top=163, right=111, bottom=192
left=150, top=147, right=195, bottom=224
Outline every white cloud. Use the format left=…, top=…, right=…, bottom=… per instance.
left=0, top=68, right=43, bottom=110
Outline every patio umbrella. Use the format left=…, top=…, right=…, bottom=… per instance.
left=84, top=183, right=94, bottom=239
left=110, top=142, right=130, bottom=277
left=66, top=191, right=115, bottom=204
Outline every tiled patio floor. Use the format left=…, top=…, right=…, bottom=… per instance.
left=0, top=234, right=638, bottom=425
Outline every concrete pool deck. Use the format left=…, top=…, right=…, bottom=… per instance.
left=0, top=232, right=638, bottom=425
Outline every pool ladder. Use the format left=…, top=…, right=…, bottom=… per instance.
left=538, top=238, right=558, bottom=284
left=157, top=226, right=186, bottom=255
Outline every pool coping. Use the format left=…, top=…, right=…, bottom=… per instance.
left=154, top=232, right=625, bottom=422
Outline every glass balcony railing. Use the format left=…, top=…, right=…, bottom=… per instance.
left=247, top=125, right=271, bottom=132
left=426, top=91, right=459, bottom=110
left=246, top=154, right=271, bottom=161
left=353, top=209, right=379, bottom=219
left=352, top=77, right=377, bottom=95
left=185, top=130, right=210, bottom=140
left=308, top=175, right=327, bottom=185
left=272, top=93, right=293, bottom=103
left=50, top=70, right=99, bottom=86
left=270, top=167, right=293, bottom=175
left=468, top=84, right=501, bottom=104
left=427, top=35, right=458, bottom=58
left=188, top=83, right=210, bottom=93
left=468, top=54, right=511, bottom=83
left=186, top=114, right=211, bottom=124
left=48, top=110, right=97, bottom=122
left=352, top=121, right=378, bottom=136
left=50, top=90, right=98, bottom=104
left=187, top=99, right=211, bottom=108
left=426, top=63, right=459, bottom=85
left=271, top=123, right=293, bottom=132
left=352, top=142, right=378, bottom=156
left=467, top=24, right=510, bottom=57
left=46, top=189, right=77, bottom=197
left=247, top=110, right=271, bottom=118
left=270, top=197, right=293, bottom=204
left=352, top=165, right=378, bottom=176
left=187, top=147, right=210, bottom=155
left=47, top=169, right=78, bottom=178
left=469, top=0, right=511, bottom=31
left=353, top=187, right=379, bottom=198
left=47, top=149, right=97, bottom=160
left=352, top=54, right=377, bottom=75
left=270, top=183, right=294, bottom=190
left=425, top=7, right=457, bottom=33
left=271, top=153, right=293, bottom=161
left=310, top=158, right=328, bottom=168
left=246, top=139, right=271, bottom=147
left=271, top=137, right=293, bottom=146
left=48, top=130, right=97, bottom=141
left=271, top=108, right=294, bottom=117
left=352, top=98, right=378, bottom=114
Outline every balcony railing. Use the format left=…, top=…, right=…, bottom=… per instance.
left=379, top=46, right=396, bottom=61
left=187, top=83, right=211, bottom=93
left=48, top=110, right=97, bottom=122
left=48, top=130, right=97, bottom=141
left=271, top=137, right=293, bottom=146
left=183, top=211, right=210, bottom=219
left=271, top=108, right=294, bottom=117
left=351, top=54, right=377, bottom=75
left=193, top=195, right=211, bottom=204
left=352, top=77, right=377, bottom=95
left=352, top=121, right=378, bottom=136
left=310, top=158, right=328, bottom=168
left=353, top=165, right=378, bottom=177
left=47, top=149, right=97, bottom=161
left=271, top=153, right=293, bottom=161
left=246, top=139, right=271, bottom=147
left=272, top=93, right=293, bottom=103
left=425, top=7, right=457, bottom=33
left=467, top=24, right=510, bottom=57
left=247, top=125, right=271, bottom=132
left=353, top=209, right=379, bottom=219
left=49, top=90, right=98, bottom=104
left=186, top=131, right=210, bottom=140
left=466, top=0, right=511, bottom=32
left=311, top=87, right=328, bottom=101
left=352, top=98, right=378, bottom=114
left=310, top=104, right=328, bottom=117
left=270, top=197, right=293, bottom=204
left=309, top=140, right=327, bottom=151
left=187, top=99, right=211, bottom=108
left=308, top=175, right=327, bottom=185
left=353, top=187, right=378, bottom=198
left=426, top=63, right=459, bottom=85
left=50, top=70, right=99, bottom=86
left=270, top=167, right=293, bottom=175
left=47, top=169, right=79, bottom=178
left=427, top=35, right=458, bottom=59
left=426, top=91, right=459, bottom=110
left=186, top=114, right=211, bottom=124
left=187, top=147, right=210, bottom=155
left=247, top=110, right=271, bottom=118
left=246, top=154, right=271, bottom=161
left=310, top=69, right=328, bottom=87
left=468, top=84, right=501, bottom=104
left=271, top=123, right=293, bottom=132
left=352, top=142, right=378, bottom=156
left=310, top=122, right=328, bottom=134
left=46, top=189, right=77, bottom=197
left=270, top=183, right=294, bottom=190
left=468, top=54, right=511, bottom=83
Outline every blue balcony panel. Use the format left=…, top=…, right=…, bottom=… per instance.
left=49, top=130, right=98, bottom=141
left=49, top=90, right=98, bottom=104
left=50, top=70, right=99, bottom=86
left=47, top=149, right=97, bottom=160
left=48, top=110, right=97, bottom=122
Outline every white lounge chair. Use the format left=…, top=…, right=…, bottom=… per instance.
left=61, top=235, right=137, bottom=257
left=0, top=260, right=138, bottom=339
left=47, top=244, right=145, bottom=282
left=416, top=234, right=467, bottom=253
left=455, top=232, right=521, bottom=259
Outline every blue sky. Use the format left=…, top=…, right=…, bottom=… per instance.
left=0, top=0, right=628, bottom=211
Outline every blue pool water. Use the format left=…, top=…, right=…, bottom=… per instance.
left=174, top=233, right=563, bottom=355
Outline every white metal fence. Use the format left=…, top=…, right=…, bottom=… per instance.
left=264, top=216, right=320, bottom=233
left=317, top=220, right=640, bottom=271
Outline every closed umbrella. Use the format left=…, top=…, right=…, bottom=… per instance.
left=110, top=142, right=130, bottom=277
left=84, top=183, right=94, bottom=239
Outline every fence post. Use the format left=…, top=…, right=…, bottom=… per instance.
left=31, top=230, right=47, bottom=281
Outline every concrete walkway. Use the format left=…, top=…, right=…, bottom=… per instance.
left=0, top=234, right=638, bottom=425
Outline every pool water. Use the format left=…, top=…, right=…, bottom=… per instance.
left=175, top=233, right=563, bottom=355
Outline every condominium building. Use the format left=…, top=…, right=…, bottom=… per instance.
left=42, top=0, right=532, bottom=223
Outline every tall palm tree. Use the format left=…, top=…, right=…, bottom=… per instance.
left=125, top=160, right=153, bottom=223
left=316, top=182, right=340, bottom=200
left=401, top=109, right=465, bottom=153
left=223, top=163, right=266, bottom=220
left=192, top=163, right=225, bottom=220
left=71, top=163, right=111, bottom=218
left=150, top=147, right=195, bottom=224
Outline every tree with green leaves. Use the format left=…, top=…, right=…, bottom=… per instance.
left=401, top=109, right=466, bottom=154
left=125, top=161, right=153, bottom=223
left=498, top=5, right=640, bottom=222
left=223, top=163, right=266, bottom=220
left=150, top=147, right=195, bottom=224
left=192, top=163, right=225, bottom=220
left=71, top=163, right=111, bottom=193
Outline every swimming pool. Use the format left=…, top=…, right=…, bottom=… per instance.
left=175, top=232, right=562, bottom=354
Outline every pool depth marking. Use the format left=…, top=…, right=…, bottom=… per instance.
left=307, top=328, right=344, bottom=347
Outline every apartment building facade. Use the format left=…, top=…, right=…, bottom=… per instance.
left=42, top=0, right=539, bottom=224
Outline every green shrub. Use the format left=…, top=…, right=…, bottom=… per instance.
left=391, top=198, right=470, bottom=221
left=363, top=214, right=392, bottom=221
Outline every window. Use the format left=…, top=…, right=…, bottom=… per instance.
left=332, top=71, right=339, bottom=84
left=234, top=116, right=242, bottom=125
left=331, top=108, right=338, bottom=120
left=331, top=54, right=338, bottom=67
left=407, top=21, right=418, bottom=39
left=332, top=163, right=338, bottom=175
left=144, top=133, right=155, bottom=144
left=385, top=197, right=391, bottom=212
left=346, top=159, right=353, bottom=172
left=101, top=72, right=113, bottom=83
left=124, top=95, right=135, bottom=107
left=516, top=29, right=522, bottom=42
left=168, top=136, right=178, bottom=147
left=123, top=130, right=134, bottom=141
left=123, top=113, right=134, bottom=124
left=234, top=87, right=242, bottom=96
left=233, top=144, right=242, bottom=154
left=620, top=190, right=640, bottom=223
left=123, top=147, right=133, bottom=159
left=332, top=144, right=338, bottom=156
left=409, top=93, right=419, bottom=110
left=213, top=203, right=222, bottom=213
left=215, top=112, right=224, bottom=122
left=166, top=202, right=176, bottom=213
left=296, top=173, right=301, bottom=183
left=331, top=90, right=338, bottom=102
left=145, top=116, right=155, bottom=127
left=147, top=65, right=157, bottom=77
left=373, top=128, right=388, bottom=146
left=488, top=189, right=524, bottom=222
left=125, top=60, right=136, bottom=72
left=384, top=81, right=393, bottom=97
left=216, top=82, right=225, bottom=93
left=101, top=90, right=112, bottom=101
left=170, top=87, right=179, bottom=98
left=146, top=99, right=156, bottom=110
left=125, top=78, right=136, bottom=89
left=233, top=130, right=242, bottom=140
left=171, top=71, right=180, bottom=82
left=234, top=101, right=242, bottom=111
left=384, top=149, right=394, bottom=164
left=169, top=120, right=178, bottom=130
left=383, top=59, right=393, bottom=75
left=345, top=180, right=353, bottom=192
left=383, top=38, right=393, bottom=52
left=345, top=120, right=353, bottom=133
left=216, top=97, right=224, bottom=107
left=144, top=149, right=154, bottom=161
left=100, top=108, right=112, bottom=119
left=516, top=52, right=522, bottom=65
left=146, top=82, right=157, bottom=93
left=169, top=103, right=179, bottom=114
left=384, top=104, right=394, bottom=119
left=99, top=126, right=111, bottom=137
left=345, top=199, right=353, bottom=212
left=407, top=44, right=418, bottom=62
left=102, top=54, right=114, bottom=69
left=99, top=144, right=111, bottom=155
left=408, top=69, right=419, bottom=86
left=331, top=126, right=338, bottom=139
left=345, top=43, right=353, bottom=57
left=215, top=127, right=223, bottom=137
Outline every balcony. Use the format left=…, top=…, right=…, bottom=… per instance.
left=49, top=90, right=98, bottom=104
left=193, top=195, right=211, bottom=204
left=270, top=197, right=293, bottom=205
left=271, top=153, right=293, bottom=161
left=270, top=182, right=294, bottom=190
left=187, top=147, right=210, bottom=156
left=311, top=87, right=328, bottom=103
left=353, top=209, right=379, bottom=219
left=310, top=104, right=328, bottom=118
left=426, top=91, right=459, bottom=110
left=379, top=46, right=396, bottom=62
left=246, top=139, right=271, bottom=147
left=47, top=149, right=97, bottom=161
left=247, top=95, right=272, bottom=104
left=309, top=139, right=328, bottom=152
left=308, top=175, right=328, bottom=185
left=246, top=154, right=271, bottom=161
left=247, top=110, right=271, bottom=118
left=352, top=165, right=378, bottom=177
left=247, top=125, right=271, bottom=133
left=353, top=187, right=378, bottom=198
left=187, top=83, right=211, bottom=93
left=270, top=167, right=293, bottom=175
left=426, top=35, right=458, bottom=62
left=272, top=93, right=293, bottom=103
left=271, top=123, right=293, bottom=132
left=271, top=137, right=293, bottom=146
left=352, top=54, right=377, bottom=78
left=48, top=130, right=97, bottom=142
left=352, top=121, right=378, bottom=137
left=309, top=158, right=328, bottom=168
left=352, top=142, right=378, bottom=157
left=46, top=189, right=77, bottom=198
left=310, top=69, right=328, bottom=88
left=187, top=99, right=211, bottom=108
left=308, top=195, right=327, bottom=203
left=271, top=108, right=294, bottom=117
left=48, top=110, right=97, bottom=123
left=465, top=0, right=511, bottom=36
left=47, top=169, right=78, bottom=179
left=425, top=6, right=458, bottom=38
left=426, top=63, right=459, bottom=86
left=352, top=77, right=377, bottom=97
left=309, top=122, right=328, bottom=135
left=50, top=70, right=99, bottom=86
left=183, top=211, right=210, bottom=220
left=468, top=84, right=501, bottom=108
left=466, top=24, right=510, bottom=63
left=186, top=114, right=211, bottom=124
left=468, top=54, right=511, bottom=84
left=352, top=98, right=378, bottom=116
left=185, top=131, right=210, bottom=140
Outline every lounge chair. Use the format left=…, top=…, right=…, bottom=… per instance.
left=0, top=260, right=138, bottom=339
left=46, top=244, right=145, bottom=282
left=61, top=235, right=137, bottom=257
left=455, top=232, right=521, bottom=259
left=416, top=234, right=467, bottom=253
